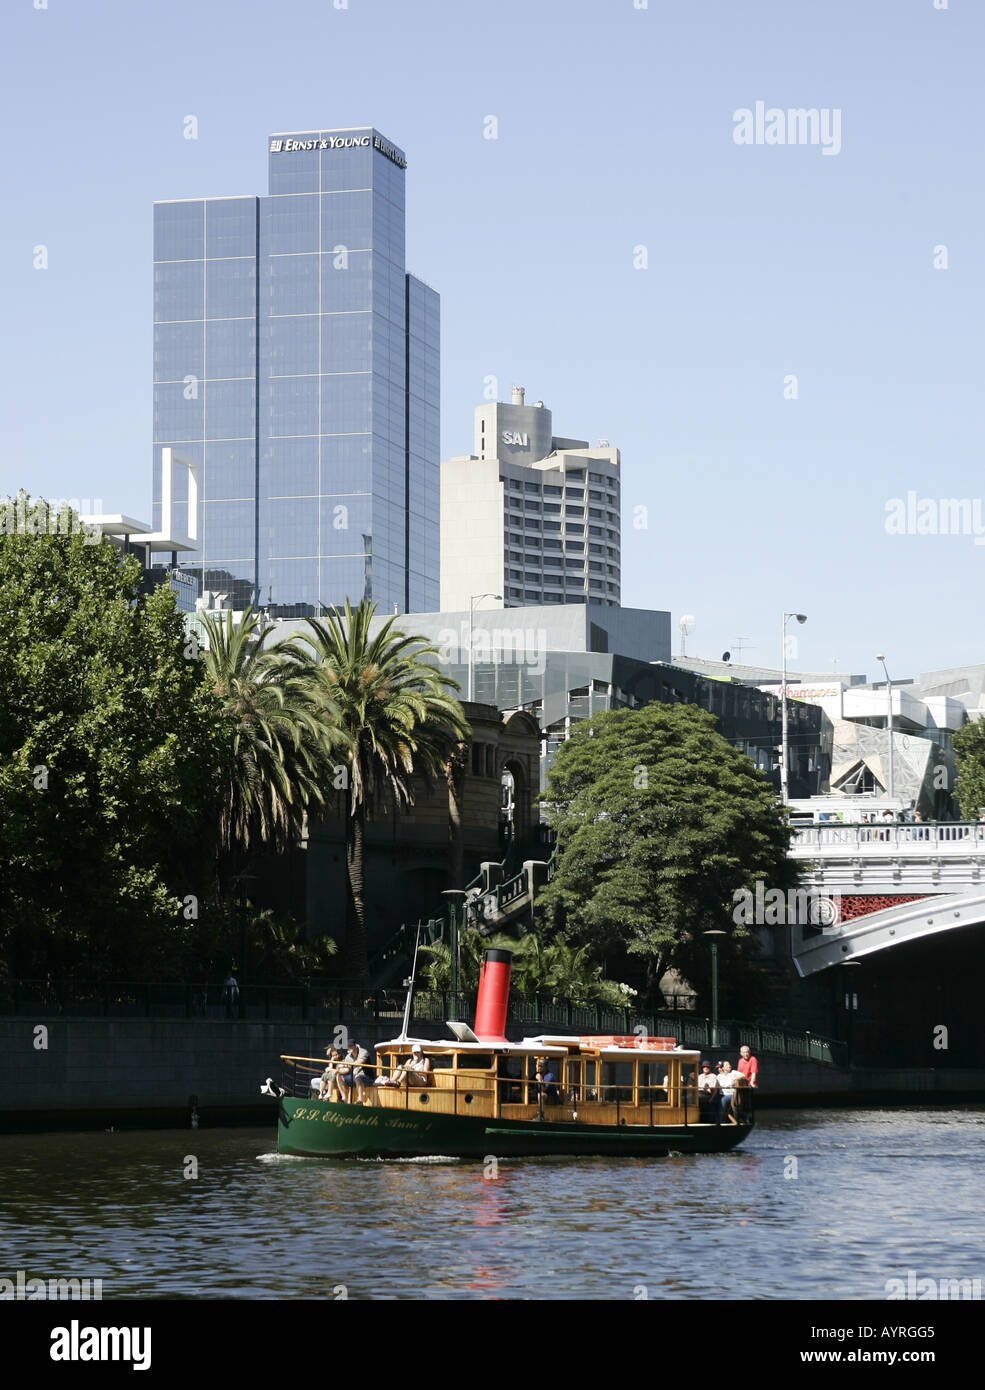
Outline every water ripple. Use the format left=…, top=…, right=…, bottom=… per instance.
left=0, top=1108, right=982, bottom=1299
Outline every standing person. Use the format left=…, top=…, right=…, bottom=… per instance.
left=716, top=1061, right=738, bottom=1124
left=697, top=1061, right=720, bottom=1122
left=222, top=971, right=239, bottom=1018
left=737, top=1044, right=759, bottom=1089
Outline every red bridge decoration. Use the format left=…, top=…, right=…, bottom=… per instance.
left=836, top=893, right=932, bottom=922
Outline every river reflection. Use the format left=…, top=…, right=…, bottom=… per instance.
left=1, top=1108, right=983, bottom=1299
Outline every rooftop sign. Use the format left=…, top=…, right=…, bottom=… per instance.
left=269, top=133, right=406, bottom=168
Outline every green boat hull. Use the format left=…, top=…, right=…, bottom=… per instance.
left=275, top=1096, right=752, bottom=1159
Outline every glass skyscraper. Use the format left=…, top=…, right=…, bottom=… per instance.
left=152, top=127, right=439, bottom=617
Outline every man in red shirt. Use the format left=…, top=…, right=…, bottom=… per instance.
left=737, top=1044, right=758, bottom=1088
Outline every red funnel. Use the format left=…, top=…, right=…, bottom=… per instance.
left=474, top=949, right=512, bottom=1043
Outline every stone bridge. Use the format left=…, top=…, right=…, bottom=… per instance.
left=787, top=822, right=985, bottom=976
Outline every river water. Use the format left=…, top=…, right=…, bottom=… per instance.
left=1, top=1108, right=982, bottom=1300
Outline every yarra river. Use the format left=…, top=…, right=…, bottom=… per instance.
left=1, top=1108, right=982, bottom=1300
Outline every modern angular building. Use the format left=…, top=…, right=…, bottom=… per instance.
left=152, top=127, right=439, bottom=617
left=440, top=388, right=621, bottom=612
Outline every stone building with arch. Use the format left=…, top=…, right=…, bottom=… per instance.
left=301, top=702, right=543, bottom=955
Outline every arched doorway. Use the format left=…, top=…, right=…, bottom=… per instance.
left=500, top=758, right=529, bottom=853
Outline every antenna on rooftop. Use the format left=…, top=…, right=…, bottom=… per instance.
left=732, top=637, right=753, bottom=663
left=679, top=614, right=695, bottom=658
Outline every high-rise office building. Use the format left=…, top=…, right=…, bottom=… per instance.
left=152, top=127, right=439, bottom=617
left=440, top=388, right=621, bottom=611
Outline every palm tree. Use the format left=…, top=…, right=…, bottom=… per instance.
left=508, top=934, right=631, bottom=1008
left=200, top=608, right=345, bottom=862
left=290, top=599, right=470, bottom=987
left=446, top=737, right=468, bottom=889
left=418, top=930, right=516, bottom=994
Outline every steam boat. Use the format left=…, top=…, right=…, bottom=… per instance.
left=270, top=949, right=753, bottom=1159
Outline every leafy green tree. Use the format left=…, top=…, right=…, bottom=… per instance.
left=537, top=702, right=797, bottom=1004
left=951, top=719, right=985, bottom=820
left=0, top=499, right=224, bottom=979
left=289, top=600, right=470, bottom=986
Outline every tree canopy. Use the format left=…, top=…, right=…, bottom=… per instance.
left=536, top=701, right=797, bottom=1002
left=951, top=718, right=985, bottom=820
left=0, top=506, right=224, bottom=979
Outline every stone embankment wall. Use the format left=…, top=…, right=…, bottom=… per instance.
left=1, top=1018, right=981, bottom=1131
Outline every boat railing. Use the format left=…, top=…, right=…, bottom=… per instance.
left=278, top=1056, right=722, bottom=1126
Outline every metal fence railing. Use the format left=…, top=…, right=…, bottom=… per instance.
left=0, top=979, right=845, bottom=1065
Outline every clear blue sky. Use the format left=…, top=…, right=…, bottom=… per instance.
left=2, top=0, right=981, bottom=683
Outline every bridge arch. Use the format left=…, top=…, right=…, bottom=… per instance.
left=792, top=889, right=985, bottom=976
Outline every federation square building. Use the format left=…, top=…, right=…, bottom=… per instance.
left=152, top=128, right=439, bottom=617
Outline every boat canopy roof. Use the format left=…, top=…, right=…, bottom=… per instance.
left=375, top=1034, right=702, bottom=1062
left=525, top=1035, right=702, bottom=1061
left=374, top=1036, right=568, bottom=1059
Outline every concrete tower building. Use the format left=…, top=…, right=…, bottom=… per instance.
left=440, top=387, right=621, bottom=611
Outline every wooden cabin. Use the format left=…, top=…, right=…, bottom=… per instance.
left=363, top=1035, right=703, bottom=1126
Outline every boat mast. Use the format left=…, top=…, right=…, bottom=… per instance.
left=397, top=921, right=423, bottom=1043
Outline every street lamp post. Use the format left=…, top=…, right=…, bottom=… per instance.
left=704, top=929, right=726, bottom=1047
left=876, top=653, right=894, bottom=801
left=780, top=612, right=807, bottom=803
left=468, top=593, right=502, bottom=703
left=841, top=960, right=861, bottom=1067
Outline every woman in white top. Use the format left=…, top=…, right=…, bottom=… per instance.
left=383, top=1045, right=433, bottom=1088
left=717, top=1061, right=737, bottom=1123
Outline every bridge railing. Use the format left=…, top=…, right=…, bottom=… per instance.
left=790, top=822, right=985, bottom=853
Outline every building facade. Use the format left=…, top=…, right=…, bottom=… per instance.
left=440, top=387, right=621, bottom=611
left=275, top=603, right=818, bottom=799
left=153, top=127, right=439, bottom=618
left=78, top=511, right=200, bottom=613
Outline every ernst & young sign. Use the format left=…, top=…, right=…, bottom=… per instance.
left=269, top=133, right=406, bottom=168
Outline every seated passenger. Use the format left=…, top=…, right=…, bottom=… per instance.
left=318, top=1048, right=345, bottom=1101
left=381, top=1044, right=432, bottom=1087
left=338, top=1041, right=372, bottom=1103
left=403, top=1046, right=433, bottom=1086
left=730, top=1068, right=752, bottom=1124
left=716, top=1061, right=738, bottom=1123
left=697, top=1060, right=720, bottom=1121
left=535, top=1062, right=560, bottom=1105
